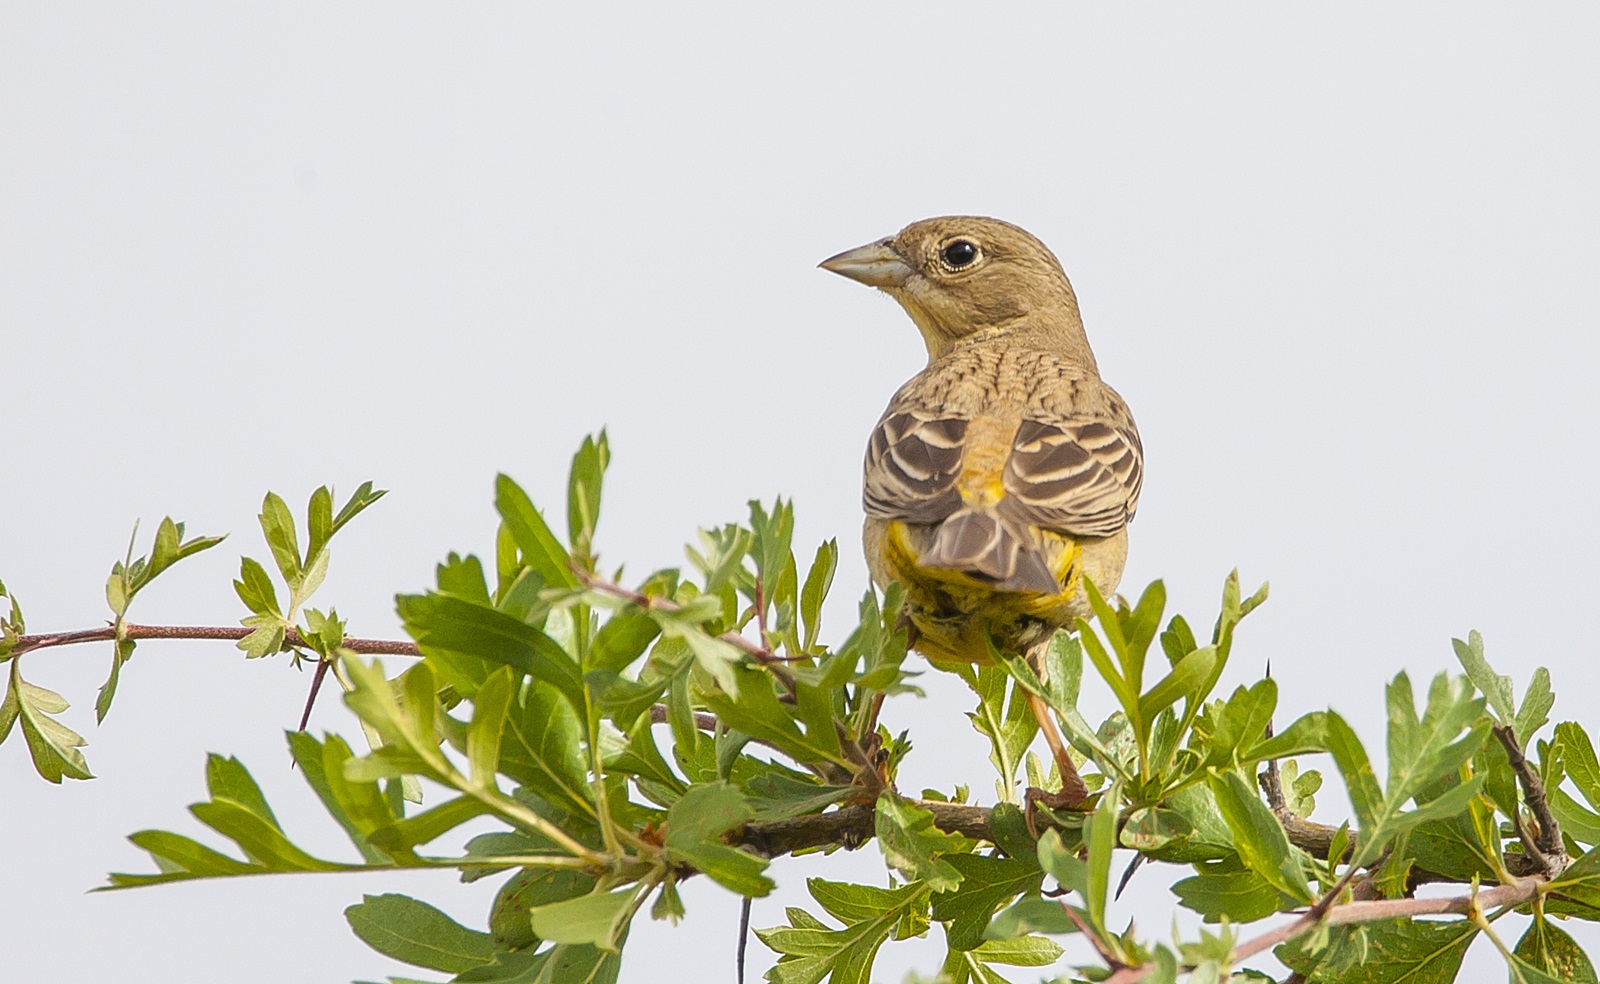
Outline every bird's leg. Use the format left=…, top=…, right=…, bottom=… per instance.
left=1023, top=641, right=1088, bottom=833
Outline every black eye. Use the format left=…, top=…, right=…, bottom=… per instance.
left=941, top=240, right=979, bottom=269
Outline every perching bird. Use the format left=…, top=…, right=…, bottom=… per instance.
left=821, top=216, right=1142, bottom=803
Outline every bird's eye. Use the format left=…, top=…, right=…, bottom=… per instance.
left=941, top=240, right=979, bottom=269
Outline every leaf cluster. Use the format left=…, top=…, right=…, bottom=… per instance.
left=9, top=435, right=1600, bottom=984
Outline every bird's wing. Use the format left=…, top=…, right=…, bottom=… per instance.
left=998, top=413, right=1143, bottom=538
left=862, top=409, right=969, bottom=523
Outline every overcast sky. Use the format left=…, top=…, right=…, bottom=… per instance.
left=4, top=6, right=1599, bottom=982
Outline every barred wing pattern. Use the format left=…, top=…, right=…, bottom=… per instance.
left=863, top=411, right=968, bottom=523
left=998, top=418, right=1143, bottom=537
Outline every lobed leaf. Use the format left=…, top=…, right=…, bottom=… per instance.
left=345, top=893, right=498, bottom=974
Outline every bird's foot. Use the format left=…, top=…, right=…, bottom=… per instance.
left=1023, top=783, right=1091, bottom=838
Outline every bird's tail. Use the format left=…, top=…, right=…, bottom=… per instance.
left=918, top=508, right=1061, bottom=595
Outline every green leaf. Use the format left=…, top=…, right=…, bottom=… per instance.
left=1138, top=644, right=1217, bottom=724
left=1083, top=784, right=1117, bottom=930
left=129, top=517, right=225, bottom=590
left=306, top=486, right=333, bottom=565
left=748, top=499, right=795, bottom=606
left=1278, top=917, right=1477, bottom=984
left=104, top=572, right=129, bottom=618
left=983, top=896, right=1079, bottom=939
left=701, top=665, right=849, bottom=768
left=1558, top=722, right=1600, bottom=814
left=1119, top=806, right=1195, bottom=853
left=233, top=556, right=282, bottom=617
left=1452, top=630, right=1512, bottom=723
left=345, top=893, right=498, bottom=974
left=567, top=430, right=610, bottom=560
left=961, top=664, right=1039, bottom=791
left=1077, top=612, right=1138, bottom=724
left=398, top=591, right=584, bottom=713
left=939, top=932, right=1064, bottom=984
left=1120, top=580, right=1167, bottom=678
left=931, top=853, right=1044, bottom=951
left=589, top=607, right=659, bottom=674
left=875, top=792, right=964, bottom=892
left=1547, top=845, right=1600, bottom=913
left=606, top=714, right=686, bottom=795
left=204, top=754, right=278, bottom=828
left=467, top=667, right=515, bottom=787
left=496, top=474, right=579, bottom=590
left=330, top=481, right=387, bottom=537
left=189, top=799, right=346, bottom=872
left=7, top=662, right=92, bottom=782
left=648, top=878, right=687, bottom=929
left=1240, top=708, right=1329, bottom=764
left=743, top=773, right=851, bottom=822
left=1514, top=916, right=1599, bottom=983
left=665, top=781, right=773, bottom=896
left=799, top=540, right=837, bottom=652
left=1517, top=667, right=1555, bottom=748
left=286, top=731, right=394, bottom=863
left=258, top=492, right=303, bottom=586
left=527, top=886, right=639, bottom=951
left=1325, top=674, right=1489, bottom=868
left=1551, top=788, right=1600, bottom=848
left=1408, top=777, right=1503, bottom=883
left=341, top=657, right=450, bottom=780
left=93, top=639, right=132, bottom=723
left=105, top=830, right=257, bottom=887
left=1036, top=828, right=1087, bottom=899
left=489, top=868, right=598, bottom=949
left=1172, top=867, right=1287, bottom=923
left=368, top=794, right=488, bottom=854
left=757, top=879, right=929, bottom=984
left=1207, top=770, right=1314, bottom=904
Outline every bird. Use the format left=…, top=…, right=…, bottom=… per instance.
left=820, top=216, right=1143, bottom=805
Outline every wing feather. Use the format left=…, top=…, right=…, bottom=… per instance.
left=999, top=415, right=1143, bottom=537
left=863, top=411, right=968, bottom=523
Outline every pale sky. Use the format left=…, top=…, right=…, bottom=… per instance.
left=4, top=6, right=1599, bottom=982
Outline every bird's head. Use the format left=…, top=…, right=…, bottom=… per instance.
left=820, top=216, right=1086, bottom=361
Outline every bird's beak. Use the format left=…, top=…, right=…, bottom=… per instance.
left=818, top=240, right=914, bottom=288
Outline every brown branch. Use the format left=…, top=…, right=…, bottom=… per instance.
left=1494, top=723, right=1568, bottom=876
left=11, top=623, right=420, bottom=657
left=648, top=704, right=723, bottom=733
left=733, top=800, right=992, bottom=859
left=1107, top=877, right=1545, bottom=983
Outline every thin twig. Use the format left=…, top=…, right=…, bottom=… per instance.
left=1062, top=903, right=1121, bottom=969
left=1494, top=723, right=1568, bottom=875
left=577, top=572, right=802, bottom=688
left=1105, top=877, right=1545, bottom=983
left=737, top=895, right=752, bottom=984
left=11, top=623, right=420, bottom=657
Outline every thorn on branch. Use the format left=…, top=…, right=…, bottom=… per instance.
left=296, top=656, right=334, bottom=732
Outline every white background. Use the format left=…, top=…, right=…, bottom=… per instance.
left=3, top=5, right=1598, bottom=982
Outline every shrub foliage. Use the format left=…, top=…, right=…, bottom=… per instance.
left=3, top=433, right=1597, bottom=983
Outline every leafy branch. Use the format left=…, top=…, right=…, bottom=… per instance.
left=7, top=433, right=1600, bottom=984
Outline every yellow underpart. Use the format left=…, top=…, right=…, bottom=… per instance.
left=883, top=519, right=1080, bottom=665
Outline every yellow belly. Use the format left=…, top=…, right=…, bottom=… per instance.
left=870, top=517, right=1094, bottom=665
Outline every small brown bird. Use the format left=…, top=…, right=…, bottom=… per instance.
left=821, top=216, right=1143, bottom=803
